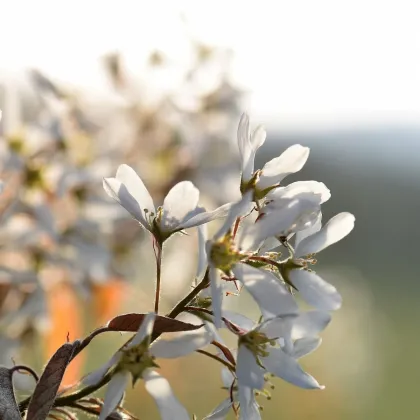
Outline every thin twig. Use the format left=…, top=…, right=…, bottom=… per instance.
left=153, top=239, right=163, bottom=313
left=248, top=255, right=279, bottom=267
left=166, top=270, right=209, bottom=320
left=196, top=350, right=235, bottom=372
left=10, top=365, right=39, bottom=382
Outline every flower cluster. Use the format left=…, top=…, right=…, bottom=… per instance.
left=95, top=113, right=355, bottom=419
left=0, top=108, right=354, bottom=419
left=0, top=40, right=242, bottom=363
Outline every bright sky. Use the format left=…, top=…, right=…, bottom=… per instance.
left=1, top=0, right=420, bottom=129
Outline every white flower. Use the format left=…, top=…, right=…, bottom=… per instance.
left=204, top=358, right=261, bottom=420
left=205, top=309, right=331, bottom=419
left=103, top=164, right=231, bottom=243
left=85, top=313, right=214, bottom=420
left=196, top=224, right=208, bottom=282
left=203, top=395, right=236, bottom=420
left=231, top=264, right=299, bottom=320
left=238, top=113, right=309, bottom=195
left=284, top=212, right=356, bottom=311
left=237, top=113, right=266, bottom=183
left=241, top=195, right=322, bottom=251
left=205, top=192, right=255, bottom=327
left=246, top=181, right=329, bottom=251
left=224, top=311, right=328, bottom=392
left=207, top=193, right=307, bottom=328
left=265, top=180, right=331, bottom=207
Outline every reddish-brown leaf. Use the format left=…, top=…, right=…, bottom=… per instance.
left=212, top=341, right=236, bottom=367
left=0, top=367, right=21, bottom=420
left=107, top=313, right=203, bottom=334
left=26, top=341, right=80, bottom=420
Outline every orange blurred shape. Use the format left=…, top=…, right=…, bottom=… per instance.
left=92, top=278, right=127, bottom=325
left=45, top=281, right=83, bottom=387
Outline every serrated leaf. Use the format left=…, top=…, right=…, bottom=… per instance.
left=0, top=367, right=21, bottom=420
left=107, top=313, right=203, bottom=334
left=26, top=341, right=80, bottom=420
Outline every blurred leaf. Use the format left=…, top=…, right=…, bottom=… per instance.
left=107, top=313, right=203, bottom=334
left=93, top=279, right=127, bottom=324
left=0, top=367, right=21, bottom=420
left=45, top=282, right=84, bottom=387
left=26, top=341, right=80, bottom=420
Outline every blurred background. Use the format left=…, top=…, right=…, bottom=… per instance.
left=0, top=0, right=418, bottom=418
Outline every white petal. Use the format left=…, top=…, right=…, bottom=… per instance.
left=161, top=181, right=199, bottom=232
left=209, top=266, right=224, bottom=328
left=251, top=125, right=267, bottom=150
left=295, top=212, right=355, bottom=257
left=82, top=353, right=121, bottom=387
left=196, top=225, right=208, bottom=280
left=237, top=113, right=253, bottom=181
left=130, top=312, right=156, bottom=346
left=103, top=177, right=148, bottom=227
left=249, top=197, right=320, bottom=245
left=293, top=337, right=322, bottom=359
left=258, top=316, right=294, bottom=340
left=114, top=164, right=155, bottom=222
left=99, top=371, right=130, bottom=420
left=258, top=236, right=281, bottom=253
left=221, top=367, right=235, bottom=388
left=232, top=264, right=299, bottom=319
left=258, top=145, right=310, bottom=189
left=203, top=398, right=233, bottom=420
left=116, top=165, right=154, bottom=211
left=268, top=181, right=330, bottom=204
left=289, top=270, right=342, bottom=311
left=178, top=202, right=232, bottom=230
left=237, top=113, right=250, bottom=161
left=150, top=327, right=213, bottom=359
left=243, top=125, right=266, bottom=182
left=295, top=212, right=322, bottom=248
left=143, top=370, right=189, bottom=420
left=291, top=311, right=331, bottom=339
left=236, top=345, right=265, bottom=389
left=264, top=191, right=322, bottom=217
left=213, top=192, right=254, bottom=240
left=222, top=310, right=256, bottom=332
left=263, top=347, right=324, bottom=389
left=238, top=385, right=261, bottom=420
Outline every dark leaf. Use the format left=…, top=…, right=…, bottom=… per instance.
left=26, top=341, right=80, bottom=420
left=66, top=315, right=204, bottom=370
left=212, top=342, right=236, bottom=367
left=107, top=313, right=203, bottom=334
left=0, top=367, right=21, bottom=420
